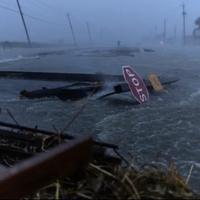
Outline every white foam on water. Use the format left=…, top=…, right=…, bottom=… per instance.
left=178, top=89, right=200, bottom=106
left=95, top=112, right=125, bottom=127
left=190, top=89, right=200, bottom=98
left=180, top=161, right=200, bottom=169
left=179, top=100, right=189, bottom=106
left=0, top=55, right=39, bottom=64
left=0, top=97, right=20, bottom=102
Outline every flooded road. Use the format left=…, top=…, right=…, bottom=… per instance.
left=0, top=45, right=200, bottom=190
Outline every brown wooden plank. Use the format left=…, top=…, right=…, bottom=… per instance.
left=0, top=135, right=93, bottom=199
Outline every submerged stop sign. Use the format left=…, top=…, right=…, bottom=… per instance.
left=122, top=66, right=149, bottom=104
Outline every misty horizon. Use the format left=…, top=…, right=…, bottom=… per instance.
left=0, top=0, right=200, bottom=46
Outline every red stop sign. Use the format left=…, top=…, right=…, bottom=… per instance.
left=122, top=66, right=149, bottom=104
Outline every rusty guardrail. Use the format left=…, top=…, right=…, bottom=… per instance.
left=0, top=135, right=93, bottom=199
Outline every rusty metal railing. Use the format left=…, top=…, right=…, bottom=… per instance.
left=0, top=135, right=93, bottom=199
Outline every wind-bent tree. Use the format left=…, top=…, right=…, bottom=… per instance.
left=195, top=17, right=200, bottom=27
left=193, top=17, right=200, bottom=38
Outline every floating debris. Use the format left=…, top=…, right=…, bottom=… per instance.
left=76, top=47, right=139, bottom=57
left=0, top=120, right=196, bottom=199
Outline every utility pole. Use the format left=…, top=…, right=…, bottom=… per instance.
left=154, top=25, right=158, bottom=37
left=16, top=0, right=31, bottom=47
left=67, top=13, right=77, bottom=46
left=182, top=3, right=186, bottom=44
left=174, top=25, right=177, bottom=40
left=163, top=19, right=167, bottom=42
left=86, top=22, right=92, bottom=45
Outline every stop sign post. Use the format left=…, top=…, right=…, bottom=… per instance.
left=122, top=66, right=149, bottom=104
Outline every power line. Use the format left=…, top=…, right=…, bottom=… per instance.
left=24, top=13, right=65, bottom=26
left=16, top=0, right=31, bottom=47
left=0, top=3, right=65, bottom=27
left=86, top=22, right=93, bottom=44
left=34, top=0, right=65, bottom=13
left=21, top=0, right=55, bottom=21
left=182, top=3, right=186, bottom=45
left=0, top=4, right=18, bottom=14
left=34, top=0, right=57, bottom=10
left=67, top=13, right=77, bottom=46
left=163, top=19, right=167, bottom=42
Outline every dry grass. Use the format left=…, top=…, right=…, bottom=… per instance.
left=28, top=159, right=197, bottom=200
left=0, top=130, right=196, bottom=199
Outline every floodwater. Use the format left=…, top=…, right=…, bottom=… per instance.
left=0, top=45, right=200, bottom=191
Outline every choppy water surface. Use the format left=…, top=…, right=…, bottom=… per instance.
left=0, top=45, right=200, bottom=190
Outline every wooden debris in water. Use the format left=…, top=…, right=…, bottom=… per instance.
left=0, top=121, right=197, bottom=199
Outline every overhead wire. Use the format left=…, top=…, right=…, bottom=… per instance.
left=0, top=4, right=18, bottom=14
left=34, top=0, right=66, bottom=13
left=20, top=0, right=56, bottom=21
left=32, top=0, right=57, bottom=10
left=0, top=3, right=66, bottom=27
left=0, top=1, right=78, bottom=43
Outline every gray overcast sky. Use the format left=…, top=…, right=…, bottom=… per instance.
left=0, top=0, right=199, bottom=45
